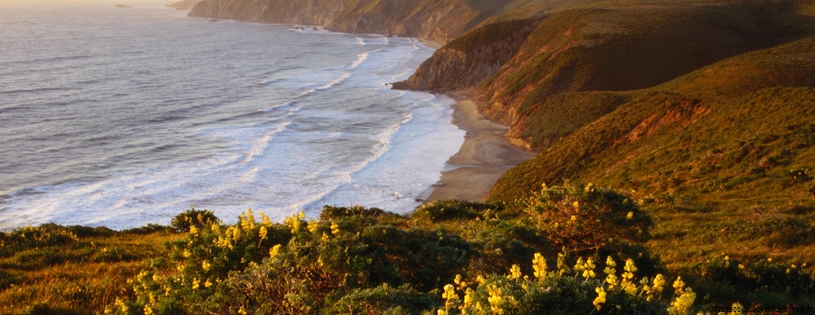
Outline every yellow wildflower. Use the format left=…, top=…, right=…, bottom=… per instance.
left=269, top=244, right=282, bottom=260
left=533, top=253, right=547, bottom=279
left=652, top=274, right=666, bottom=294
left=510, top=264, right=522, bottom=280
left=331, top=222, right=340, bottom=235
left=667, top=287, right=696, bottom=315
left=593, top=287, right=606, bottom=310
left=672, top=276, right=685, bottom=295
left=487, top=285, right=504, bottom=315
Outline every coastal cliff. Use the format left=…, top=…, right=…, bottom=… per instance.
left=189, top=0, right=491, bottom=43
left=391, top=18, right=543, bottom=91
left=402, top=2, right=811, bottom=150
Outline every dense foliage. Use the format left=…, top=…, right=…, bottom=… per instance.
left=88, top=184, right=808, bottom=315
left=2, top=185, right=813, bottom=314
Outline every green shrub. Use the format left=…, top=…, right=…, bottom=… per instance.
left=321, top=284, right=440, bottom=315
left=412, top=200, right=504, bottom=222
left=525, top=183, right=653, bottom=253
left=170, top=208, right=219, bottom=232
left=319, top=205, right=387, bottom=220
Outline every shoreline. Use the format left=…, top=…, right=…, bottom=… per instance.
left=418, top=90, right=537, bottom=203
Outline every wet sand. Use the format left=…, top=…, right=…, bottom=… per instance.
left=420, top=91, right=536, bottom=203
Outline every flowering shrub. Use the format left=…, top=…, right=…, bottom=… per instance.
left=525, top=183, right=653, bottom=252
left=697, top=256, right=815, bottom=302
left=111, top=207, right=473, bottom=314
left=169, top=208, right=219, bottom=232
left=435, top=253, right=694, bottom=315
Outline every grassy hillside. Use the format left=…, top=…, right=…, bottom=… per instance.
left=5, top=201, right=813, bottom=314
left=0, top=224, right=178, bottom=315
left=488, top=36, right=815, bottom=275
left=475, top=1, right=814, bottom=129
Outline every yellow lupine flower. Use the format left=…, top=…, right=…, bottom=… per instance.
left=442, top=284, right=459, bottom=307
left=606, top=273, right=619, bottom=289
left=624, top=259, right=637, bottom=273
left=532, top=253, right=547, bottom=279
left=487, top=285, right=504, bottom=315
left=606, top=256, right=616, bottom=267
left=241, top=209, right=256, bottom=231
left=509, top=264, right=522, bottom=280
left=652, top=274, right=666, bottom=294
left=667, top=287, right=696, bottom=315
left=672, top=276, right=685, bottom=294
left=574, top=257, right=586, bottom=272
left=269, top=244, right=282, bottom=259
left=463, top=288, right=475, bottom=304
left=260, top=211, right=272, bottom=226
left=593, top=286, right=606, bottom=310
left=202, top=260, right=211, bottom=271
left=308, top=220, right=319, bottom=233
left=331, top=222, right=340, bottom=235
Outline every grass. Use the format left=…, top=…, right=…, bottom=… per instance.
left=487, top=34, right=815, bottom=273
left=4, top=198, right=808, bottom=313
left=0, top=225, right=180, bottom=315
left=476, top=0, right=815, bottom=124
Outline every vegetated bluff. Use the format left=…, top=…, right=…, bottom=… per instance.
left=188, top=0, right=552, bottom=43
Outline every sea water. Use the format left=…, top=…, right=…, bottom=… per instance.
left=0, top=0, right=464, bottom=230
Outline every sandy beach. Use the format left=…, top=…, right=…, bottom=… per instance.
left=420, top=91, right=537, bottom=203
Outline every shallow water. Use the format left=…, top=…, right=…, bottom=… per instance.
left=0, top=0, right=464, bottom=230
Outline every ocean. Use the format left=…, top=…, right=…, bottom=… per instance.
left=0, top=0, right=464, bottom=230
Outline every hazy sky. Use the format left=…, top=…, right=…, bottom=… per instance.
left=1, top=0, right=177, bottom=7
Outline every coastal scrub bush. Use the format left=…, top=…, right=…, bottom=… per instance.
left=0, top=224, right=78, bottom=256
left=114, top=208, right=475, bottom=315
left=321, top=284, right=439, bottom=315
left=412, top=200, right=505, bottom=222
left=319, top=205, right=387, bottom=220
left=170, top=208, right=219, bottom=232
left=525, top=183, right=653, bottom=253
left=696, top=256, right=815, bottom=304
left=435, top=253, right=693, bottom=315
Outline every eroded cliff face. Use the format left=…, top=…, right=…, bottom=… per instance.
left=189, top=0, right=489, bottom=43
left=392, top=18, right=543, bottom=91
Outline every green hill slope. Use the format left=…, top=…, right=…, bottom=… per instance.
left=477, top=1, right=812, bottom=126
left=489, top=36, right=815, bottom=270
